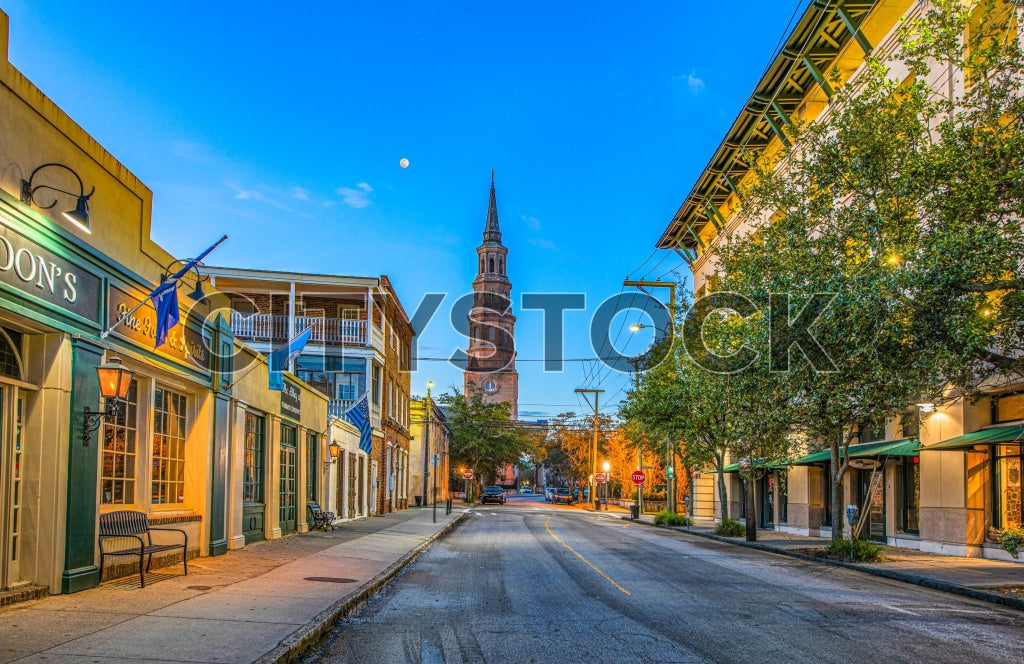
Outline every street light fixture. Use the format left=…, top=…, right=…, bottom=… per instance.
left=83, top=356, right=135, bottom=446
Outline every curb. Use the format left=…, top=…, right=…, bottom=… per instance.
left=256, top=511, right=468, bottom=664
left=623, top=517, right=1024, bottom=612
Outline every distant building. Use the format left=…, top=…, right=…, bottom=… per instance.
left=409, top=392, right=450, bottom=507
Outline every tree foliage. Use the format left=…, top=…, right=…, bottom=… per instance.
left=717, top=0, right=1024, bottom=539
left=438, top=388, right=537, bottom=485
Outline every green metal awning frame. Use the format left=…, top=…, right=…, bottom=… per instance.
left=789, top=438, right=919, bottom=466
left=656, top=1, right=878, bottom=253
left=919, top=424, right=1024, bottom=451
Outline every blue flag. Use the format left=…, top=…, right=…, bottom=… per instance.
left=151, top=281, right=179, bottom=347
left=268, top=326, right=313, bottom=391
left=131, top=236, right=227, bottom=349
left=345, top=395, right=373, bottom=454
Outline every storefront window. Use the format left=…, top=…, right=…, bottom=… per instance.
left=101, top=379, right=138, bottom=504
left=152, top=387, right=187, bottom=505
left=243, top=412, right=264, bottom=503
left=995, top=445, right=1023, bottom=529
left=992, top=392, right=1024, bottom=423
left=898, top=457, right=920, bottom=534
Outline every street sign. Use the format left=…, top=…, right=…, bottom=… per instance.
left=666, top=466, right=675, bottom=479
left=462, top=471, right=473, bottom=480
left=595, top=472, right=607, bottom=484
left=631, top=470, right=646, bottom=486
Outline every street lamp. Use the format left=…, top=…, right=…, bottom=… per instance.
left=323, top=441, right=341, bottom=472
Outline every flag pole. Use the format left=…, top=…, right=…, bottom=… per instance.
left=101, top=235, right=227, bottom=339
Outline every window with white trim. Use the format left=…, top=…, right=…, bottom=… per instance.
left=152, top=386, right=188, bottom=505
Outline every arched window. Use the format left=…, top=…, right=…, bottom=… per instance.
left=498, top=257, right=504, bottom=274
left=0, top=327, right=25, bottom=381
left=489, top=257, right=495, bottom=273
left=480, top=257, right=484, bottom=272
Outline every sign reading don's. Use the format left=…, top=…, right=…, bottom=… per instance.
left=0, top=221, right=100, bottom=323
left=108, top=286, right=210, bottom=371
left=281, top=381, right=301, bottom=420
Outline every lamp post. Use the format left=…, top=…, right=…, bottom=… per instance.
left=427, top=381, right=438, bottom=523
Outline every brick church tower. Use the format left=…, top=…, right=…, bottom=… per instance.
left=464, top=171, right=519, bottom=419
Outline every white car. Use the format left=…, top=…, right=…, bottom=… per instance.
left=519, top=487, right=532, bottom=494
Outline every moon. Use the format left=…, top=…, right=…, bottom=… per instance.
left=399, top=158, right=409, bottom=168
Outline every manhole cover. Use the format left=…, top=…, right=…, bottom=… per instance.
left=305, top=577, right=357, bottom=584
left=187, top=586, right=212, bottom=590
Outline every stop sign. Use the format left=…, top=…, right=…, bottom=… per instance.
left=631, top=470, right=646, bottom=486
left=595, top=472, right=606, bottom=484
left=462, top=471, right=473, bottom=480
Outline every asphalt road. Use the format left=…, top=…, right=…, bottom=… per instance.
left=307, top=496, right=1024, bottom=663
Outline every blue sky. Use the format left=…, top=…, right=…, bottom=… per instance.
left=5, top=0, right=805, bottom=418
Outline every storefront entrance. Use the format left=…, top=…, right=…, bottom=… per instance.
left=857, top=466, right=886, bottom=542
left=0, top=385, right=25, bottom=590
left=758, top=474, right=774, bottom=529
left=347, top=452, right=358, bottom=518
left=279, top=424, right=297, bottom=533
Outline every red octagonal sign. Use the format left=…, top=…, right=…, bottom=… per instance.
left=631, top=470, right=646, bottom=486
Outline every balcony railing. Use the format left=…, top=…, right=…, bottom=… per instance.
left=230, top=312, right=368, bottom=346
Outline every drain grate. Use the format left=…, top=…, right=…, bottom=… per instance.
left=305, top=577, right=357, bottom=584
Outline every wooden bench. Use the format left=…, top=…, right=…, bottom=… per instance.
left=307, top=502, right=336, bottom=531
left=99, top=510, right=188, bottom=588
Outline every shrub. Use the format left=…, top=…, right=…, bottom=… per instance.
left=825, top=537, right=884, bottom=562
left=654, top=510, right=691, bottom=527
left=715, top=516, right=745, bottom=537
left=1000, top=526, right=1024, bottom=559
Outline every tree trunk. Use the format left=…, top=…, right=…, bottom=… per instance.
left=715, top=456, right=729, bottom=520
left=745, top=475, right=757, bottom=542
left=829, top=433, right=845, bottom=543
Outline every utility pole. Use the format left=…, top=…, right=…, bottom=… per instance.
left=624, top=279, right=677, bottom=513
left=574, top=388, right=603, bottom=510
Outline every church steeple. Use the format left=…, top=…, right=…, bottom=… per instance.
left=483, top=169, right=502, bottom=245
left=465, top=171, right=518, bottom=420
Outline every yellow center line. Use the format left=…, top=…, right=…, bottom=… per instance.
left=544, top=517, right=631, bottom=596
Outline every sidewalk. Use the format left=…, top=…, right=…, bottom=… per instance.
left=626, top=512, right=1024, bottom=610
left=0, top=506, right=466, bottom=664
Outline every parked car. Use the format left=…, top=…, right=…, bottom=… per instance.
left=544, top=487, right=556, bottom=502
left=552, top=488, right=574, bottom=505
left=481, top=486, right=506, bottom=505
left=520, top=487, right=532, bottom=494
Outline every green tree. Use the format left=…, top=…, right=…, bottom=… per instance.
left=713, top=1, right=1024, bottom=540
left=438, top=389, right=537, bottom=486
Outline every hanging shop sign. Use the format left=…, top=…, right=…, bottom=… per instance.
left=281, top=380, right=302, bottom=420
left=108, top=286, right=210, bottom=371
left=0, top=221, right=100, bottom=323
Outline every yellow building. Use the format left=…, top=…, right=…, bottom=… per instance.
left=655, top=1, right=1024, bottom=561
left=0, top=11, right=343, bottom=597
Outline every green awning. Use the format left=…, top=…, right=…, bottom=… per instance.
left=790, top=438, right=919, bottom=466
left=920, top=424, right=1024, bottom=451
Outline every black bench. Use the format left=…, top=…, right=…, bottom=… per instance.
left=307, top=502, right=336, bottom=531
left=99, top=510, right=188, bottom=587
